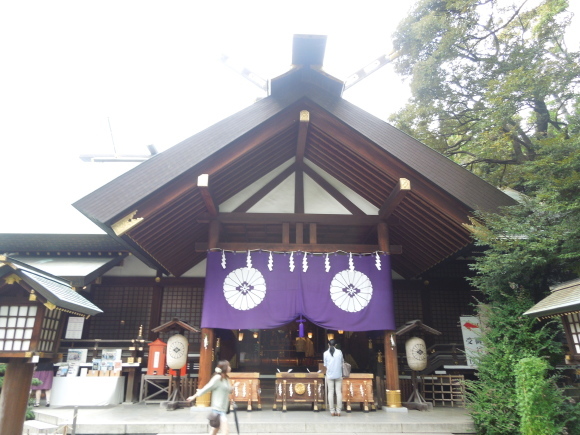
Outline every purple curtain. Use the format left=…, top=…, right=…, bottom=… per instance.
left=201, top=251, right=395, bottom=331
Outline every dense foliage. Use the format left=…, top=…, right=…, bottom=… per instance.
left=390, top=1, right=580, bottom=433
left=390, top=0, right=580, bottom=187
left=516, top=357, right=566, bottom=435
left=464, top=139, right=580, bottom=433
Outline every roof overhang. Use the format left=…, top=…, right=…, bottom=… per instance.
left=12, top=255, right=126, bottom=288
left=0, top=256, right=103, bottom=317
left=524, top=279, right=580, bottom=319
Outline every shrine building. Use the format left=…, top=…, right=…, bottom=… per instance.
left=0, top=34, right=517, bottom=413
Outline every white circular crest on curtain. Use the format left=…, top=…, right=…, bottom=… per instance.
left=330, top=270, right=373, bottom=312
left=223, top=267, right=266, bottom=310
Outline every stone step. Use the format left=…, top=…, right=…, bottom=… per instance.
left=22, top=419, right=62, bottom=434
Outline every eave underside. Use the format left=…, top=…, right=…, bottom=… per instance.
left=114, top=99, right=475, bottom=278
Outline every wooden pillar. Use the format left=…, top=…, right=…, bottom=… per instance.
left=378, top=221, right=401, bottom=407
left=0, top=359, right=34, bottom=434
left=197, top=218, right=219, bottom=407
left=197, top=328, right=215, bottom=407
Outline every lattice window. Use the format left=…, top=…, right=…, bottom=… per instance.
left=38, top=308, right=61, bottom=352
left=565, top=313, right=580, bottom=355
left=160, top=284, right=204, bottom=349
left=394, top=286, right=422, bottom=327
left=0, top=305, right=37, bottom=351
left=87, top=285, right=153, bottom=339
left=430, top=287, right=473, bottom=345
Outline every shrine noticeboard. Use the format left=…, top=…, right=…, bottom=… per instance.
left=460, top=316, right=484, bottom=367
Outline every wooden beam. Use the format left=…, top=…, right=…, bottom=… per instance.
left=384, top=331, right=402, bottom=407
left=377, top=222, right=390, bottom=253
left=0, top=360, right=35, bottom=435
left=282, top=223, right=290, bottom=244
left=309, top=223, right=317, bottom=244
left=197, top=328, right=214, bottom=408
left=295, top=167, right=304, bottom=213
left=296, top=223, right=304, bottom=244
left=197, top=174, right=218, bottom=217
left=378, top=178, right=411, bottom=220
left=233, top=164, right=296, bottom=213
left=302, top=164, right=366, bottom=216
left=195, top=242, right=401, bottom=253
left=198, top=212, right=381, bottom=226
left=208, top=219, right=221, bottom=249
left=295, top=110, right=310, bottom=164
left=115, top=109, right=297, bottom=225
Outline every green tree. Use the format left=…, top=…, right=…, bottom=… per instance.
left=464, top=139, right=580, bottom=434
left=390, top=0, right=580, bottom=187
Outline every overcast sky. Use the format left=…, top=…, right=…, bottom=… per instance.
left=1, top=1, right=578, bottom=234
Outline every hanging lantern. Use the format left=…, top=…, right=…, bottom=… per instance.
left=253, top=331, right=259, bottom=339
left=238, top=330, right=244, bottom=341
left=307, top=332, right=313, bottom=339
left=405, top=336, right=428, bottom=371
left=338, top=330, right=344, bottom=334
left=327, top=333, right=334, bottom=341
left=166, top=334, right=188, bottom=370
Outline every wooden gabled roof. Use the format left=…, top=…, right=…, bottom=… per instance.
left=73, top=35, right=516, bottom=279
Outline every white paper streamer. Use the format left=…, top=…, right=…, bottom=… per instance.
left=302, top=253, right=308, bottom=272
left=246, top=251, right=252, bottom=269
left=349, top=252, right=354, bottom=271
left=289, top=252, right=295, bottom=272
left=325, top=253, right=331, bottom=272
left=375, top=252, right=382, bottom=270
left=221, top=251, right=226, bottom=269
left=268, top=251, right=274, bottom=271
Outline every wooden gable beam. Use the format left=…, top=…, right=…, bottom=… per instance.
left=302, top=164, right=366, bottom=216
left=295, top=166, right=304, bottom=213
left=294, top=110, right=309, bottom=214
left=197, top=174, right=218, bottom=217
left=296, top=110, right=310, bottom=164
left=378, top=178, right=411, bottom=220
left=233, top=163, right=296, bottom=213
left=195, top=241, right=402, bottom=254
left=198, top=212, right=380, bottom=226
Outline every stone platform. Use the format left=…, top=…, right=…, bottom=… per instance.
left=28, top=403, right=475, bottom=435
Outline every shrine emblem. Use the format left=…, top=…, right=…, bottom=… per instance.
left=223, top=267, right=266, bottom=310
left=330, top=270, right=373, bottom=313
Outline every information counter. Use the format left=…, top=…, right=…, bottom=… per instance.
left=51, top=376, right=125, bottom=407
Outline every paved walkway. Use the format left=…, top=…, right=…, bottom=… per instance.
left=26, top=403, right=476, bottom=435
